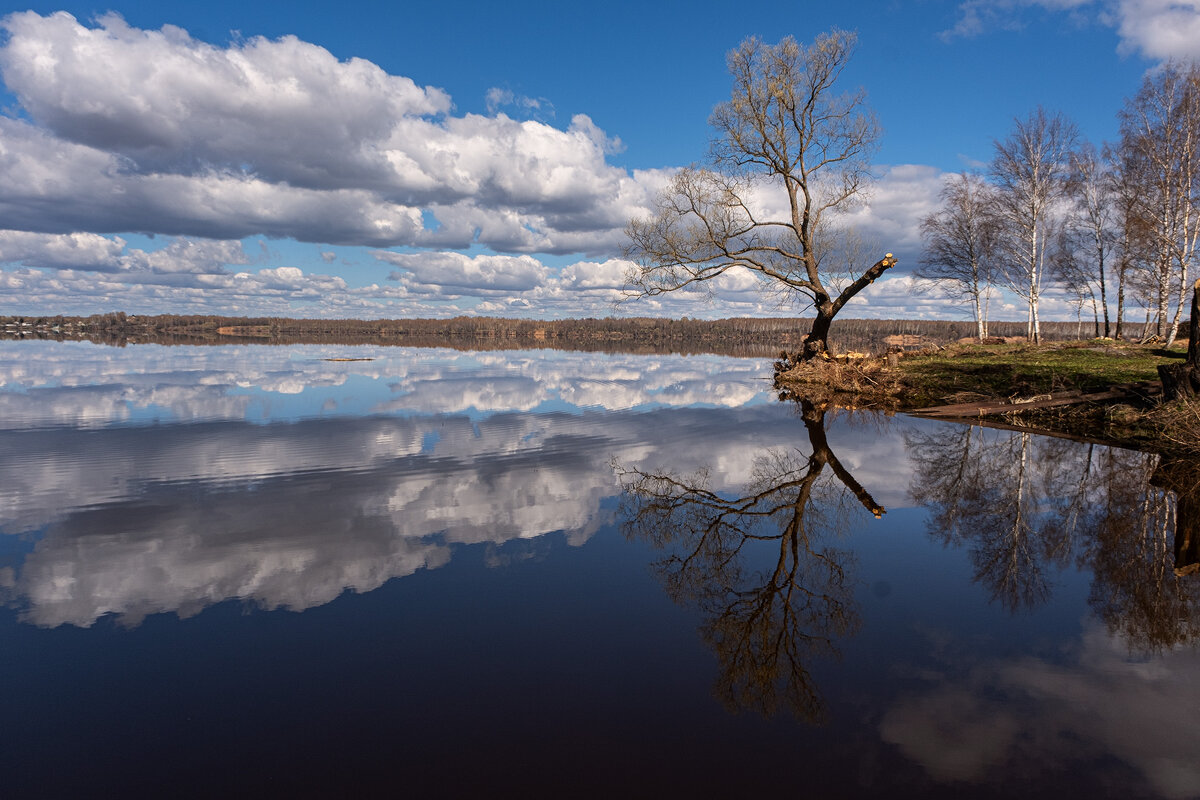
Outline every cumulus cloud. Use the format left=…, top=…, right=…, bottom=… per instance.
left=838, top=165, right=945, bottom=257
left=1112, top=0, right=1200, bottom=60
left=0, top=117, right=428, bottom=245
left=557, top=259, right=630, bottom=290
left=0, top=258, right=414, bottom=318
left=377, top=250, right=551, bottom=294
left=0, top=12, right=658, bottom=253
left=0, top=230, right=127, bottom=271
left=0, top=10, right=450, bottom=188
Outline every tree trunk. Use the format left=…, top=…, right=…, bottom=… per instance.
left=1151, top=458, right=1200, bottom=576
left=1099, top=252, right=1110, bottom=338
left=1115, top=253, right=1128, bottom=340
left=1166, top=266, right=1191, bottom=348
left=1158, top=279, right=1200, bottom=400
left=797, top=255, right=896, bottom=361
left=802, top=306, right=834, bottom=360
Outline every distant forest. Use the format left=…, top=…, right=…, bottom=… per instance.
left=1, top=312, right=1109, bottom=357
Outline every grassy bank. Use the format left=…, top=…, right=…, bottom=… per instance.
left=774, top=339, right=1199, bottom=454
left=890, top=340, right=1182, bottom=404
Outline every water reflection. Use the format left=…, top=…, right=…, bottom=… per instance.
left=906, top=425, right=1200, bottom=653
left=3, top=398, right=877, bottom=628
left=891, top=429, right=1200, bottom=796
left=907, top=428, right=1070, bottom=611
left=619, top=400, right=885, bottom=720
left=5, top=342, right=1200, bottom=796
left=0, top=341, right=773, bottom=429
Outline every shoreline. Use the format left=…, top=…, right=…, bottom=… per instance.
left=773, top=339, right=1198, bottom=457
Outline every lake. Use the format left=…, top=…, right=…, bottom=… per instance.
left=1, top=340, right=1198, bottom=798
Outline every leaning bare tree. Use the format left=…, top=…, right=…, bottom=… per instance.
left=623, top=30, right=896, bottom=361
left=916, top=172, right=998, bottom=341
left=990, top=107, right=1079, bottom=344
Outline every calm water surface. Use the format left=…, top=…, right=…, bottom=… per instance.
left=1, top=340, right=1198, bottom=798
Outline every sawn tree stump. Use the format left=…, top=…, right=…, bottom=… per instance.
left=1159, top=279, right=1200, bottom=401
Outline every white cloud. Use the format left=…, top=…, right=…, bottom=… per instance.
left=557, top=258, right=631, bottom=290
left=1113, top=0, right=1200, bottom=59
left=0, top=117, right=429, bottom=245
left=0, top=12, right=660, bottom=253
left=839, top=165, right=946, bottom=257
left=0, top=230, right=127, bottom=271
left=941, top=0, right=1093, bottom=39
left=0, top=10, right=450, bottom=188
left=485, top=87, right=553, bottom=120
left=943, top=0, right=1200, bottom=60
left=377, top=250, right=551, bottom=294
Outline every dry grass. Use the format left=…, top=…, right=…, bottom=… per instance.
left=774, top=356, right=907, bottom=409
left=1153, top=399, right=1200, bottom=455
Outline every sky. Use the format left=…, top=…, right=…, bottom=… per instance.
left=0, top=0, right=1195, bottom=322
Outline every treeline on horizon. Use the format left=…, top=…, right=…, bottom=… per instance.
left=2, top=312, right=1102, bottom=357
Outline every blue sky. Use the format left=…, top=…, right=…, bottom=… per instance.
left=0, top=0, right=1193, bottom=321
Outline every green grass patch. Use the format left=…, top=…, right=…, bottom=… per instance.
left=895, top=340, right=1188, bottom=405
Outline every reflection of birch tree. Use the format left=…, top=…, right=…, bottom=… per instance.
left=618, top=401, right=883, bottom=721
left=908, top=423, right=1200, bottom=652
left=1038, top=437, right=1095, bottom=561
left=908, top=427, right=1068, bottom=611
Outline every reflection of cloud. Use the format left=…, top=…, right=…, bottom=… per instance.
left=378, top=376, right=549, bottom=414
left=0, top=342, right=775, bottom=428
left=880, top=685, right=1022, bottom=781
left=15, top=480, right=455, bottom=628
left=0, top=342, right=920, bottom=629
left=879, top=623, right=1200, bottom=798
left=2, top=400, right=888, bottom=628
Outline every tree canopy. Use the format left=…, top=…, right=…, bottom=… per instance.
left=623, top=30, right=896, bottom=360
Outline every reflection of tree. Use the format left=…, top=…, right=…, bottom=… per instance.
left=907, top=423, right=1200, bottom=653
left=907, top=427, right=1071, bottom=611
left=618, top=401, right=883, bottom=721
left=1085, top=452, right=1200, bottom=653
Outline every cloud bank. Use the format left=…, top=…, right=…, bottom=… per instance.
left=0, top=11, right=945, bottom=319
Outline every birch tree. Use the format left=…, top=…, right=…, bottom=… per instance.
left=1117, top=61, right=1200, bottom=346
left=1063, top=142, right=1117, bottom=337
left=990, top=107, right=1078, bottom=343
left=1105, top=142, right=1152, bottom=340
left=916, top=172, right=998, bottom=340
left=623, top=31, right=896, bottom=361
